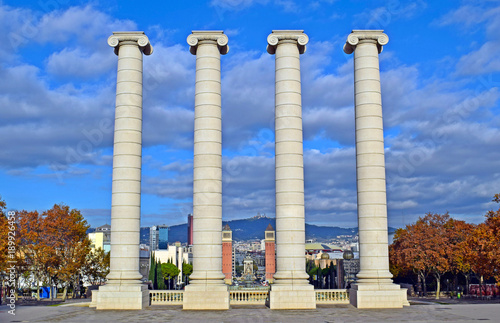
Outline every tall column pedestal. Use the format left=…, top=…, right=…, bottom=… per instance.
left=94, top=31, right=152, bottom=310
left=344, top=30, right=408, bottom=309
left=267, top=30, right=315, bottom=310
left=183, top=30, right=230, bottom=310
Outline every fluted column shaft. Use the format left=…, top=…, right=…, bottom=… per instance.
left=344, top=30, right=393, bottom=284
left=268, top=30, right=309, bottom=285
left=187, top=31, right=228, bottom=285
left=106, top=32, right=152, bottom=284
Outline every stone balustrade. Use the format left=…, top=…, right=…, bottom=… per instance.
left=150, top=291, right=184, bottom=305
left=229, top=290, right=269, bottom=305
left=149, top=289, right=349, bottom=306
left=315, top=289, right=350, bottom=304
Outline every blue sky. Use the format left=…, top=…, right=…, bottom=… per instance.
left=1, top=0, right=499, bottom=229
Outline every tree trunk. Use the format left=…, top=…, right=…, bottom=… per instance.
left=422, top=274, right=427, bottom=296
left=62, top=285, right=68, bottom=302
left=417, top=273, right=422, bottom=296
left=35, top=273, right=40, bottom=301
left=465, top=274, right=470, bottom=295
left=49, top=278, right=53, bottom=301
left=435, top=274, right=441, bottom=299
left=479, top=275, right=483, bottom=297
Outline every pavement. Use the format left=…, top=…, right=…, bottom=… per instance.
left=1, top=297, right=500, bottom=322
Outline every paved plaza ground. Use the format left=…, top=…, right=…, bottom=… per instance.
left=1, top=297, right=500, bottom=322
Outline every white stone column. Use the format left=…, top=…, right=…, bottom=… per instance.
left=183, top=30, right=230, bottom=310
left=95, top=32, right=152, bottom=310
left=344, top=30, right=408, bottom=308
left=267, top=30, right=315, bottom=310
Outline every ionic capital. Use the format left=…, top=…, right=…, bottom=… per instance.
left=267, top=30, right=309, bottom=55
left=107, top=31, right=153, bottom=56
left=343, top=30, right=389, bottom=54
left=187, top=31, right=229, bottom=55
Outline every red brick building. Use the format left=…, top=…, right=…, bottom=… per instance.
left=222, top=224, right=232, bottom=284
left=264, top=224, right=276, bottom=283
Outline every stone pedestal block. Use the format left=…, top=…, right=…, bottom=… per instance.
left=183, top=284, right=230, bottom=310
left=95, top=283, right=149, bottom=310
left=269, top=284, right=316, bottom=310
left=349, top=284, right=409, bottom=309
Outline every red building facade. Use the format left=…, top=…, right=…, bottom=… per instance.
left=222, top=224, right=232, bottom=284
left=264, top=224, right=275, bottom=283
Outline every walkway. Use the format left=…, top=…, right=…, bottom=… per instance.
left=1, top=298, right=500, bottom=322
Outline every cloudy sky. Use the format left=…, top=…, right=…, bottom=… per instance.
left=1, top=0, right=499, bottom=229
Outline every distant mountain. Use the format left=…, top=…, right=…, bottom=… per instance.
left=166, top=215, right=398, bottom=243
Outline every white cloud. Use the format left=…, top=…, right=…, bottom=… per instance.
left=210, top=0, right=268, bottom=10
left=353, top=1, right=426, bottom=29
left=46, top=47, right=116, bottom=79
left=456, top=41, right=500, bottom=76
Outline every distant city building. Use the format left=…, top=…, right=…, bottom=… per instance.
left=264, top=224, right=275, bottom=283
left=140, top=227, right=150, bottom=246
left=96, top=224, right=111, bottom=233
left=88, top=224, right=111, bottom=253
left=222, top=224, right=232, bottom=284
left=150, top=225, right=169, bottom=250
left=187, top=214, right=193, bottom=246
left=158, top=225, right=169, bottom=249
left=150, top=226, right=159, bottom=250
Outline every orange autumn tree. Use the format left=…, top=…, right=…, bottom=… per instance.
left=467, top=195, right=500, bottom=289
left=445, top=218, right=475, bottom=292
left=390, top=213, right=452, bottom=299
left=17, top=209, right=51, bottom=301
left=0, top=197, right=8, bottom=274
left=43, top=204, right=90, bottom=301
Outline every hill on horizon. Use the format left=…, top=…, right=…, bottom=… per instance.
left=167, top=215, right=374, bottom=243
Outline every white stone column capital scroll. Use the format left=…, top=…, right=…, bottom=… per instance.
left=343, top=30, right=389, bottom=54
left=107, top=31, right=153, bottom=56
left=267, top=30, right=309, bottom=55
left=187, top=30, right=229, bottom=55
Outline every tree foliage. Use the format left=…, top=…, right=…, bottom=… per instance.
left=390, top=194, right=500, bottom=297
left=182, top=262, right=193, bottom=276
left=82, top=248, right=110, bottom=285
left=162, top=262, right=180, bottom=280
left=0, top=197, right=9, bottom=273
left=13, top=203, right=90, bottom=300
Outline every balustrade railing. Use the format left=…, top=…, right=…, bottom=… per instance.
left=315, top=289, right=349, bottom=304
left=149, top=289, right=349, bottom=305
left=229, top=290, right=268, bottom=305
left=149, top=290, right=183, bottom=305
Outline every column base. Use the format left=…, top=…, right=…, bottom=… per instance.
left=269, top=283, right=316, bottom=310
left=93, top=283, right=149, bottom=310
left=349, top=283, right=409, bottom=308
left=183, top=283, right=229, bottom=310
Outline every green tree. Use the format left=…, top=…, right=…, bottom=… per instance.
left=156, top=260, right=165, bottom=290
left=182, top=262, right=193, bottom=276
left=82, top=248, right=110, bottom=285
left=148, top=252, right=156, bottom=284
left=162, top=262, right=180, bottom=289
